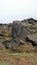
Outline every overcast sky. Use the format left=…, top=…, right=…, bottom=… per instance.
left=0, top=0, right=37, bottom=23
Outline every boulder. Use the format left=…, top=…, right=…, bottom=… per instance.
left=26, top=33, right=37, bottom=46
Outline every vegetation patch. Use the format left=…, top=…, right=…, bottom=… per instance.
left=0, top=62, right=8, bottom=65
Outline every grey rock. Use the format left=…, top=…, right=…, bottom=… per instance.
left=26, top=33, right=37, bottom=46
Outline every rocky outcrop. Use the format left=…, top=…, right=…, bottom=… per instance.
left=11, top=18, right=37, bottom=52
left=0, top=18, right=37, bottom=52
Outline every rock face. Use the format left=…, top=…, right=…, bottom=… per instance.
left=12, top=22, right=22, bottom=43
left=12, top=21, right=30, bottom=46
left=0, top=18, right=37, bottom=52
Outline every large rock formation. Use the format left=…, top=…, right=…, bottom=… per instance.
left=12, top=18, right=37, bottom=52
left=0, top=18, right=37, bottom=52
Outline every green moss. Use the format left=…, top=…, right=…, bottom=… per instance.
left=0, top=36, right=12, bottom=42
